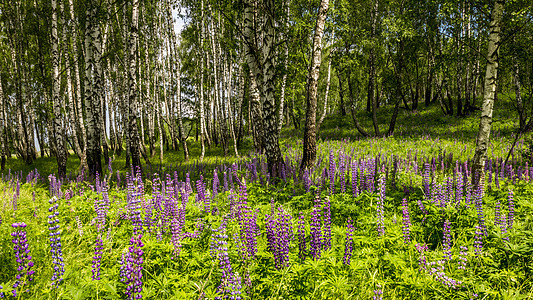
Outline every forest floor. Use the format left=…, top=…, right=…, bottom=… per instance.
left=1, top=99, right=532, bottom=299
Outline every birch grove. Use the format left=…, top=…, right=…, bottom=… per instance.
left=0, top=0, right=530, bottom=180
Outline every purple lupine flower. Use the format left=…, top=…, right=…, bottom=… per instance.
left=329, top=150, right=336, bottom=194
left=322, top=197, right=332, bottom=250
left=92, top=233, right=103, bottom=280
left=196, top=175, right=210, bottom=214
left=455, top=170, right=464, bottom=206
left=473, top=225, right=483, bottom=257
left=343, top=218, right=354, bottom=265
left=351, top=161, right=359, bottom=198
left=236, top=183, right=259, bottom=259
left=474, top=183, right=487, bottom=236
left=213, top=170, right=220, bottom=199
left=401, top=198, right=411, bottom=244
left=494, top=200, right=502, bottom=227
left=11, top=222, right=34, bottom=297
left=211, top=221, right=242, bottom=300
left=427, top=260, right=462, bottom=288
left=442, top=219, right=452, bottom=261
left=223, top=171, right=228, bottom=192
left=185, top=173, right=193, bottom=195
left=119, top=251, right=130, bottom=283
left=508, top=188, right=515, bottom=230
left=271, top=207, right=293, bottom=269
left=465, top=178, right=472, bottom=208
left=376, top=174, right=386, bottom=236
left=125, top=234, right=144, bottom=300
left=310, top=192, right=322, bottom=260
left=170, top=216, right=183, bottom=259
left=75, top=216, right=83, bottom=236
left=265, top=212, right=276, bottom=254
left=415, top=243, right=429, bottom=271
left=0, top=285, right=4, bottom=298
left=298, top=213, right=306, bottom=262
left=423, top=163, right=430, bottom=196
left=373, top=284, right=383, bottom=300
left=48, top=197, right=65, bottom=287
left=458, top=246, right=468, bottom=270
left=339, top=154, right=346, bottom=193
left=500, top=214, right=509, bottom=241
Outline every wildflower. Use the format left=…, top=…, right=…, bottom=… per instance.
left=323, top=197, right=332, bottom=250
left=442, top=219, right=452, bottom=261
left=508, top=188, right=515, bottom=230
left=458, top=246, right=467, bottom=270
left=351, top=161, right=359, bottom=197
left=48, top=197, right=65, bottom=287
left=402, top=198, right=411, bottom=244
left=298, top=213, right=306, bottom=262
left=343, top=218, right=354, bottom=265
left=329, top=150, right=336, bottom=194
left=473, top=225, right=483, bottom=257
left=376, top=174, right=386, bottom=236
left=92, top=234, right=103, bottom=280
left=310, top=194, right=322, bottom=260
left=11, top=222, right=34, bottom=297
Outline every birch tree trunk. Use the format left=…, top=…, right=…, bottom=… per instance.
left=317, top=58, right=332, bottom=132
left=51, top=0, right=67, bottom=178
left=69, top=0, right=87, bottom=156
left=0, top=70, right=6, bottom=170
left=128, top=0, right=142, bottom=169
left=300, top=0, right=329, bottom=171
left=472, top=0, right=505, bottom=185
left=278, top=6, right=289, bottom=138
left=63, top=1, right=87, bottom=173
left=84, top=0, right=103, bottom=176
left=368, top=0, right=380, bottom=136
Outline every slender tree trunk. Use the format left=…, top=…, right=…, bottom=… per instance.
left=128, top=0, right=142, bottom=169
left=472, top=0, right=504, bottom=185
left=84, top=0, right=103, bottom=176
left=278, top=5, right=290, bottom=137
left=317, top=59, right=332, bottom=132
left=249, top=70, right=265, bottom=154
left=0, top=70, right=6, bottom=170
left=513, top=59, right=525, bottom=129
left=368, top=0, right=380, bottom=136
left=69, top=0, right=87, bottom=158
left=338, top=69, right=346, bottom=116
left=346, top=69, right=370, bottom=137
left=62, top=1, right=87, bottom=173
left=300, top=0, right=329, bottom=171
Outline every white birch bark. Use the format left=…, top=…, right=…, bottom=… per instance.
left=472, top=0, right=505, bottom=184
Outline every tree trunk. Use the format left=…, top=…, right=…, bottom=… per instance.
left=84, top=0, right=103, bottom=176
left=51, top=0, right=67, bottom=178
left=69, top=0, right=87, bottom=159
left=127, top=0, right=142, bottom=169
left=61, top=1, right=86, bottom=175
left=472, top=0, right=504, bottom=185
left=317, top=59, right=332, bottom=133
left=368, top=0, right=380, bottom=136
left=0, top=70, right=6, bottom=170
left=300, top=0, right=329, bottom=171
left=346, top=69, right=370, bottom=137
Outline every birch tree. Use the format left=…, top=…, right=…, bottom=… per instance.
left=300, top=0, right=330, bottom=171
left=84, top=0, right=103, bottom=176
left=472, top=0, right=505, bottom=185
